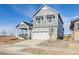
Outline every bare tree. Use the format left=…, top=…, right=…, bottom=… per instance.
left=9, top=33, right=14, bottom=36
left=1, top=30, right=7, bottom=36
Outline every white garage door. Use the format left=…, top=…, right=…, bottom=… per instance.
left=32, top=31, right=49, bottom=40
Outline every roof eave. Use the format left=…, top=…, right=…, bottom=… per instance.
left=70, top=21, right=74, bottom=31
left=58, top=13, right=64, bottom=24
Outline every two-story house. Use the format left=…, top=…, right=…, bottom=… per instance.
left=32, top=5, right=64, bottom=40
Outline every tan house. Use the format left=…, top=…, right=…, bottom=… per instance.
left=70, top=17, right=79, bottom=40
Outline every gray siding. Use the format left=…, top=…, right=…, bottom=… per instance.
left=32, top=5, right=64, bottom=40
left=58, top=16, right=64, bottom=39
left=33, top=6, right=58, bottom=28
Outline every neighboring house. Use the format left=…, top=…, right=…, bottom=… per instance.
left=16, top=20, right=32, bottom=39
left=32, top=5, right=64, bottom=40
left=70, top=17, right=79, bottom=40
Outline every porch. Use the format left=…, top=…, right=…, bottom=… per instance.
left=16, top=20, right=32, bottom=40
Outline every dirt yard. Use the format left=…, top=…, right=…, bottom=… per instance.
left=0, top=36, right=23, bottom=44
left=22, top=40, right=79, bottom=55
left=38, top=40, right=70, bottom=48
left=38, top=40, right=79, bottom=48
left=22, top=47, right=79, bottom=55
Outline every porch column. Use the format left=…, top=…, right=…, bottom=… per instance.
left=21, top=29, right=23, bottom=38
left=25, top=29, right=27, bottom=40
left=16, top=28, right=19, bottom=38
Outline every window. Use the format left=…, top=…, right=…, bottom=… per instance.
left=33, top=31, right=39, bottom=33
left=46, top=15, right=55, bottom=22
left=47, top=17, right=52, bottom=22
left=37, top=31, right=39, bottom=33
left=77, top=23, right=79, bottom=30
left=33, top=31, right=36, bottom=33
left=40, top=31, right=48, bottom=33
left=36, top=18, right=40, bottom=23
left=41, top=31, right=43, bottom=33
left=36, top=16, right=43, bottom=23
left=45, top=31, right=48, bottom=33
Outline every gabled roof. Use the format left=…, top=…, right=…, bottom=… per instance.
left=70, top=17, right=79, bottom=31
left=32, top=4, right=63, bottom=24
left=16, top=20, right=33, bottom=29
left=22, top=21, right=33, bottom=26
left=32, top=4, right=59, bottom=17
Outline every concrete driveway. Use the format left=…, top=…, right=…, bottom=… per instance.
left=0, top=40, right=45, bottom=55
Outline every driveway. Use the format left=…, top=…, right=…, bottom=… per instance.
left=0, top=40, right=45, bottom=55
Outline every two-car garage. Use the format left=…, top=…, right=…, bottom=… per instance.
left=32, top=28, right=49, bottom=40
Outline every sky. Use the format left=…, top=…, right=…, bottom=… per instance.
left=0, top=4, right=79, bottom=35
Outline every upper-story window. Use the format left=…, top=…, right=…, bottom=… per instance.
left=35, top=16, right=43, bottom=23
left=36, top=18, right=41, bottom=23
left=47, top=17, right=52, bottom=22
left=46, top=15, right=55, bottom=22
left=77, top=23, right=79, bottom=30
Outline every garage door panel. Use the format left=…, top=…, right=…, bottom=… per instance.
left=32, top=32, right=49, bottom=40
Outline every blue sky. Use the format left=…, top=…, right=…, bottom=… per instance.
left=0, top=4, right=79, bottom=35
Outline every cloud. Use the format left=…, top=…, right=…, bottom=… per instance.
left=62, top=16, right=72, bottom=34
left=63, top=15, right=79, bottom=34
left=9, top=5, right=37, bottom=18
left=72, top=16, right=79, bottom=19
left=0, top=25, right=16, bottom=35
left=23, top=8, right=36, bottom=18
left=64, top=22, right=71, bottom=34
